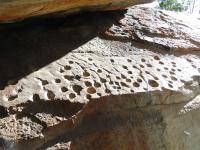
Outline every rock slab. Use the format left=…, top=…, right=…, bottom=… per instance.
left=0, top=0, right=153, bottom=23
left=0, top=6, right=200, bottom=150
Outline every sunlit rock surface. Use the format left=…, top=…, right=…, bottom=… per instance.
left=104, top=6, right=200, bottom=51
left=0, top=0, right=153, bottom=23
left=0, top=6, right=200, bottom=150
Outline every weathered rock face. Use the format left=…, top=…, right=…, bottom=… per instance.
left=0, top=0, right=153, bottom=23
left=104, top=6, right=200, bottom=51
left=0, top=5, right=200, bottom=150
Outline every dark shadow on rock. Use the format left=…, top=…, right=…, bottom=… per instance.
left=15, top=100, right=84, bottom=119
left=0, top=106, right=8, bottom=118
left=12, top=100, right=84, bottom=130
left=0, top=10, right=126, bottom=90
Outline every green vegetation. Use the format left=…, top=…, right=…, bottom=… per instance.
left=158, top=0, right=187, bottom=12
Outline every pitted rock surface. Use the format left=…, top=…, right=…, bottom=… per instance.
left=0, top=6, right=200, bottom=150
left=1, top=38, right=200, bottom=108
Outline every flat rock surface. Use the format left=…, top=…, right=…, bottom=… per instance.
left=0, top=6, right=200, bottom=150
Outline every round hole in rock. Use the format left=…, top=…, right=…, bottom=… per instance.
left=133, top=82, right=140, bottom=87
left=159, top=61, right=164, bottom=65
left=143, top=87, right=148, bottom=91
left=55, top=79, right=61, bottom=83
left=85, top=81, right=92, bottom=87
left=105, top=89, right=111, bottom=93
left=147, top=64, right=153, bottom=67
left=83, top=71, right=90, bottom=77
left=69, top=93, right=76, bottom=99
left=87, top=87, right=96, bottom=94
left=97, top=69, right=102, bottom=73
left=115, top=82, right=119, bottom=85
left=18, top=88, right=23, bottom=93
left=164, top=67, right=168, bottom=70
left=88, top=58, right=93, bottom=61
left=113, top=86, right=117, bottom=89
left=162, top=74, right=168, bottom=78
left=121, top=75, right=126, bottom=79
left=42, top=80, right=48, bottom=85
left=47, top=90, right=55, bottom=100
left=141, top=58, right=146, bottom=62
left=33, top=94, right=40, bottom=101
left=153, top=76, right=159, bottom=80
left=171, top=76, right=177, bottom=81
left=145, top=71, right=150, bottom=74
left=97, top=93, right=102, bottom=96
left=127, top=59, right=132, bottom=62
left=106, top=74, right=111, bottom=78
left=169, top=71, right=175, bottom=75
left=157, top=68, right=161, bottom=72
left=117, top=86, right=121, bottom=89
left=69, top=61, right=74, bottom=64
left=121, top=82, right=129, bottom=87
left=64, top=65, right=71, bottom=70
left=148, top=80, right=159, bottom=87
left=64, top=75, right=74, bottom=81
left=133, top=65, right=137, bottom=69
left=140, top=65, right=145, bottom=68
left=60, top=69, right=64, bottom=73
left=177, top=69, right=182, bottom=72
left=61, top=87, right=68, bottom=92
left=171, top=62, right=176, bottom=65
left=127, top=71, right=132, bottom=74
left=126, top=79, right=131, bottom=82
left=172, top=64, right=176, bottom=67
left=94, top=82, right=101, bottom=88
left=122, top=66, right=128, bottom=70
left=110, top=59, right=114, bottom=63
left=100, top=78, right=107, bottom=83
left=75, top=75, right=81, bottom=80
left=137, top=78, right=142, bottom=83
left=180, top=79, right=185, bottom=83
left=168, top=83, right=173, bottom=88
left=168, top=81, right=173, bottom=84
left=186, top=59, right=192, bottom=62
left=130, top=90, right=134, bottom=93
left=116, top=76, right=121, bottom=80
left=86, top=94, right=92, bottom=99
left=171, top=68, right=176, bottom=72
left=192, top=65, right=197, bottom=69
left=109, top=81, right=114, bottom=85
left=154, top=56, right=160, bottom=60
left=73, top=85, right=83, bottom=95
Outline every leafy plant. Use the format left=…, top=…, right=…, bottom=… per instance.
left=158, top=0, right=186, bottom=12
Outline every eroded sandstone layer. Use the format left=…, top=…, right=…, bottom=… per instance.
left=0, top=0, right=153, bottom=23
left=0, top=6, right=200, bottom=150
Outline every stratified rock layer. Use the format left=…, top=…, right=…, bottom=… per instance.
left=0, top=0, right=153, bottom=23
left=0, top=6, right=200, bottom=150
left=104, top=6, right=200, bottom=51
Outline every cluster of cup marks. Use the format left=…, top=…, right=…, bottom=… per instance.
left=4, top=54, right=200, bottom=102
left=40, top=55, right=200, bottom=101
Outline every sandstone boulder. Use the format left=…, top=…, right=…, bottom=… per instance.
left=0, top=0, right=153, bottom=23
left=0, top=6, right=200, bottom=150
